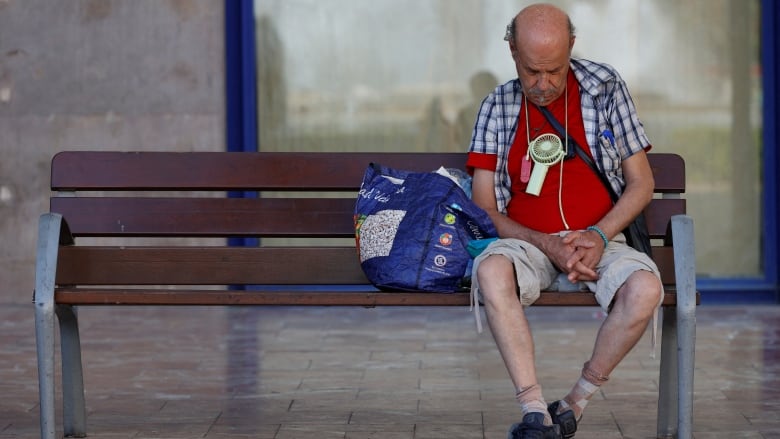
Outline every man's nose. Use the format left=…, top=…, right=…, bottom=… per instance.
left=535, top=74, right=552, bottom=90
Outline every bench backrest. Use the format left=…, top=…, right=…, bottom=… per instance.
left=49, top=151, right=685, bottom=288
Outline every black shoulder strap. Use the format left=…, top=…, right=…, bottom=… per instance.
left=536, top=105, right=618, bottom=203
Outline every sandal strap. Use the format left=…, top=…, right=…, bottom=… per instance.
left=547, top=401, right=578, bottom=439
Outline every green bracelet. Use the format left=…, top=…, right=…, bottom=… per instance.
left=587, top=225, right=609, bottom=248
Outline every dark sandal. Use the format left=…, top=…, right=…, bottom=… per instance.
left=508, top=412, right=562, bottom=439
left=548, top=401, right=578, bottom=439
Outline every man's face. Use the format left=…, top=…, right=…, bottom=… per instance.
left=510, top=35, right=573, bottom=107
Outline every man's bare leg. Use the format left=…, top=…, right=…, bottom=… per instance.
left=477, top=255, right=552, bottom=424
left=558, top=270, right=662, bottom=419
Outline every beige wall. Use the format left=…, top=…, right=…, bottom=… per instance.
left=0, top=0, right=225, bottom=304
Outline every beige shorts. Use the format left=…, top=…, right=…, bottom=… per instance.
left=470, top=232, right=661, bottom=311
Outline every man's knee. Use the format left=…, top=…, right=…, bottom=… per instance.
left=614, top=270, right=662, bottom=318
left=476, top=255, right=517, bottom=301
left=476, top=254, right=514, bottom=285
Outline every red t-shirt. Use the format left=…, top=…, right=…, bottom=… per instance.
left=470, top=71, right=612, bottom=233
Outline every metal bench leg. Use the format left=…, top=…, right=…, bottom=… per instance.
left=35, top=213, right=66, bottom=439
left=657, top=306, right=678, bottom=438
left=35, top=297, right=57, bottom=439
left=676, top=301, right=696, bottom=439
left=672, top=215, right=697, bottom=439
left=56, top=304, right=87, bottom=437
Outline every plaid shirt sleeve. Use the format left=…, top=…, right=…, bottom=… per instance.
left=573, top=59, right=651, bottom=197
left=467, top=80, right=522, bottom=214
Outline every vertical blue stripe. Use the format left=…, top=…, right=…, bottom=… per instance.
left=761, top=0, right=779, bottom=300
left=225, top=0, right=259, bottom=248
left=226, top=0, right=257, bottom=154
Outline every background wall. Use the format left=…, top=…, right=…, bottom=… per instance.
left=0, top=0, right=225, bottom=304
left=254, top=0, right=764, bottom=280
left=0, top=0, right=770, bottom=305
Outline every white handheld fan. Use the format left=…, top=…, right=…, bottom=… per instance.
left=525, top=133, right=565, bottom=196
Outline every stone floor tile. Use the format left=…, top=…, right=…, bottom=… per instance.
left=413, top=423, right=484, bottom=439
left=275, top=424, right=349, bottom=439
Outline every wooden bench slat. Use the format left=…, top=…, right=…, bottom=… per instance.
left=52, top=288, right=686, bottom=307
left=648, top=153, right=685, bottom=193
left=51, top=197, right=359, bottom=237
left=50, top=152, right=467, bottom=191
left=56, top=247, right=369, bottom=285
left=51, top=197, right=686, bottom=238
left=51, top=151, right=685, bottom=194
left=55, top=245, right=678, bottom=290
left=645, top=199, right=686, bottom=238
left=652, top=246, right=675, bottom=285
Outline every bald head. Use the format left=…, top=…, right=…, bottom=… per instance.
left=505, top=3, right=575, bottom=106
left=505, top=3, right=575, bottom=46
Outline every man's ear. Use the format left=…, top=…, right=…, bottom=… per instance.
left=509, top=41, right=519, bottom=59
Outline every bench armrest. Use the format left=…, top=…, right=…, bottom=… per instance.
left=34, top=213, right=74, bottom=305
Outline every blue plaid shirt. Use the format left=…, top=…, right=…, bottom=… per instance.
left=468, top=58, right=651, bottom=214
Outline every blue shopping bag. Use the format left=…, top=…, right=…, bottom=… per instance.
left=354, top=163, right=497, bottom=292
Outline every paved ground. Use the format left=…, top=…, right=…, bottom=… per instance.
left=2, top=303, right=779, bottom=438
